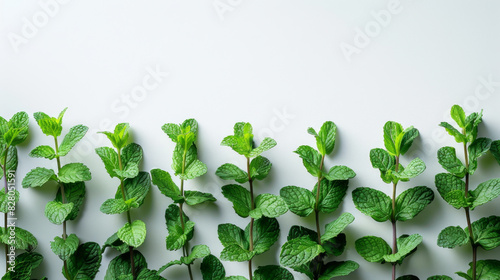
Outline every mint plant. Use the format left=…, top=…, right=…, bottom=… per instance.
left=0, top=111, right=42, bottom=279
left=214, top=122, right=291, bottom=280
left=22, top=108, right=101, bottom=279
left=96, top=123, right=162, bottom=280
left=279, top=121, right=359, bottom=279
left=431, top=105, right=500, bottom=280
left=150, top=119, right=216, bottom=279
left=352, top=121, right=433, bottom=280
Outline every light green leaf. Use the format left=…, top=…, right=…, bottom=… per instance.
left=280, top=236, right=325, bottom=267
left=254, top=265, right=294, bottom=280
left=318, top=261, right=360, bottom=279
left=58, top=125, right=88, bottom=157
left=218, top=223, right=250, bottom=258
left=438, top=147, right=466, bottom=177
left=370, top=148, right=394, bottom=172
left=116, top=143, right=142, bottom=179
left=468, top=137, right=492, bottom=174
left=118, top=220, right=146, bottom=248
left=383, top=234, right=422, bottom=263
left=216, top=163, right=248, bottom=183
left=55, top=181, right=86, bottom=220
left=100, top=198, right=132, bottom=215
left=471, top=216, right=500, bottom=250
left=470, top=178, right=500, bottom=210
left=461, top=259, right=500, bottom=280
left=165, top=204, right=194, bottom=250
left=280, top=186, right=315, bottom=217
left=249, top=156, right=272, bottom=181
left=115, top=171, right=151, bottom=207
left=464, top=111, right=483, bottom=143
left=45, top=201, right=74, bottom=225
left=0, top=188, right=19, bottom=213
left=183, top=159, right=207, bottom=180
left=440, top=122, right=466, bottom=143
left=352, top=187, right=392, bottom=222
left=100, top=123, right=130, bottom=150
left=201, top=254, right=226, bottom=280
left=249, top=137, right=277, bottom=157
left=151, top=168, right=183, bottom=203
left=321, top=212, right=355, bottom=243
left=0, top=146, right=18, bottom=175
left=249, top=217, right=280, bottom=255
left=221, top=122, right=253, bottom=157
left=162, top=123, right=181, bottom=142
left=355, top=236, right=391, bottom=263
left=316, top=179, right=349, bottom=214
left=22, top=167, right=56, bottom=188
left=58, top=163, right=91, bottom=183
left=295, top=145, right=322, bottom=178
left=394, top=157, right=425, bottom=179
left=95, top=147, right=120, bottom=178
left=2, top=112, right=29, bottom=146
left=50, top=234, right=79, bottom=261
left=0, top=226, right=38, bottom=251
left=29, top=145, right=56, bottom=160
left=395, top=186, right=434, bottom=221
left=221, top=184, right=251, bottom=218
left=102, top=232, right=128, bottom=254
left=184, top=191, right=217, bottom=206
left=437, top=226, right=468, bottom=248
left=181, top=244, right=211, bottom=265
left=1, top=252, right=43, bottom=280
left=383, top=121, right=403, bottom=156
left=33, top=111, right=63, bottom=137
left=220, top=244, right=254, bottom=262
left=250, top=194, right=288, bottom=219
left=400, top=127, right=419, bottom=156
left=451, top=105, right=467, bottom=128
left=324, top=165, right=356, bottom=181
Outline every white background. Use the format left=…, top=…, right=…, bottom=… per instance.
left=1, top=1, right=500, bottom=279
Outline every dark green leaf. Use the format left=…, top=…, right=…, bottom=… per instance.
left=280, top=186, right=315, bottom=217
left=102, top=231, right=128, bottom=254
left=218, top=223, right=252, bottom=262
left=248, top=217, right=280, bottom=255
left=222, top=184, right=251, bottom=218
left=437, top=226, right=468, bottom=248
left=383, top=234, right=422, bottom=263
left=0, top=226, right=38, bottom=251
left=490, top=140, right=500, bottom=165
left=249, top=137, right=277, bottom=157
left=314, top=121, right=337, bottom=156
left=216, top=163, right=248, bottom=183
left=468, top=138, right=492, bottom=174
left=471, top=216, right=500, bottom=250
left=383, top=121, right=403, bottom=156
left=396, top=276, right=419, bottom=280
left=324, top=165, right=356, bottom=181
left=58, top=163, right=92, bottom=183
left=165, top=204, right=194, bottom=250
left=427, top=276, right=453, bottom=280
left=370, top=148, right=394, bottom=172
left=440, top=122, right=466, bottom=143
left=64, top=242, right=102, bottom=280
left=321, top=212, right=355, bottom=243
left=352, top=187, right=392, bottom=222
left=45, top=201, right=73, bottom=225
left=400, top=127, right=419, bottom=155
left=184, top=191, right=217, bottom=206
left=201, top=254, right=226, bottom=280
left=0, top=187, right=19, bottom=213
left=318, top=261, right=359, bottom=279
left=104, top=250, right=147, bottom=280
left=249, top=156, right=272, bottom=181
left=254, top=265, right=294, bottom=280
left=117, top=143, right=143, bottom=179
left=58, top=125, right=88, bottom=157
left=295, top=145, right=322, bottom=178
left=464, top=111, right=483, bottom=143
left=250, top=194, right=288, bottom=219
left=50, top=234, right=79, bottom=261
left=151, top=168, right=183, bottom=203
left=287, top=225, right=317, bottom=242
left=55, top=182, right=86, bottom=220
left=355, top=236, right=391, bottom=263
left=438, top=147, right=466, bottom=177
left=115, top=171, right=151, bottom=207
left=280, top=236, right=325, bottom=267
left=95, top=147, right=120, bottom=178
left=316, top=179, right=349, bottom=214
left=470, top=178, right=500, bottom=210
left=395, top=186, right=434, bottom=221
left=435, top=173, right=466, bottom=207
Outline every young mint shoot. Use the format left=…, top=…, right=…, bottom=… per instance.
left=150, top=119, right=215, bottom=279
left=21, top=108, right=101, bottom=279
left=96, top=123, right=162, bottom=280
left=279, top=121, right=359, bottom=279
left=352, top=121, right=434, bottom=280
left=213, top=122, right=291, bottom=280
left=431, top=105, right=500, bottom=280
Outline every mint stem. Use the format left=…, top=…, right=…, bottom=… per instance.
left=54, top=137, right=70, bottom=278
left=315, top=155, right=326, bottom=244
left=391, top=155, right=400, bottom=280
left=247, top=157, right=254, bottom=280
left=2, top=147, right=8, bottom=273
left=463, top=141, right=476, bottom=280
left=179, top=146, right=194, bottom=280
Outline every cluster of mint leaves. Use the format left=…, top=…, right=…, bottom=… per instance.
left=279, top=121, right=359, bottom=279
left=429, top=105, right=500, bottom=280
left=352, top=121, right=434, bottom=280
left=208, top=122, right=291, bottom=280
left=21, top=108, right=101, bottom=279
left=96, top=123, right=163, bottom=280
left=150, top=119, right=216, bottom=279
left=0, top=111, right=44, bottom=280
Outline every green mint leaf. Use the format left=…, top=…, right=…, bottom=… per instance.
left=106, top=123, right=130, bottom=150
left=221, top=184, right=252, bottom=218
left=151, top=168, right=183, bottom=203
left=2, top=112, right=29, bottom=146
left=50, top=234, right=79, bottom=261
left=184, top=190, right=217, bottom=206
left=102, top=232, right=128, bottom=254
left=249, top=137, right=277, bottom=157
left=33, top=111, right=63, bottom=137
left=58, top=125, right=88, bottom=157
left=439, top=122, right=466, bottom=143
left=383, top=234, right=422, bottom=263
left=137, top=269, right=166, bottom=280
left=29, top=145, right=56, bottom=160
left=104, top=250, right=147, bottom=280
left=444, top=190, right=470, bottom=209
left=470, top=216, right=500, bottom=250
left=220, top=122, right=253, bottom=157
left=280, top=186, right=315, bottom=217
left=322, top=233, right=347, bottom=256
left=55, top=182, right=86, bottom=220
left=181, top=244, right=210, bottom=265
left=117, top=143, right=143, bottom=179
left=316, top=121, right=337, bottom=156
left=370, top=148, right=395, bottom=172
left=428, top=276, right=453, bottom=280
left=470, top=178, right=500, bottom=210
left=165, top=204, right=194, bottom=250
left=451, top=105, right=467, bottom=128
left=218, top=223, right=253, bottom=262
left=466, top=260, right=500, bottom=279
left=355, top=236, right=391, bottom=263
left=1, top=252, right=43, bottom=280
left=115, top=171, right=151, bottom=207
left=324, top=165, right=356, bottom=181
left=394, top=157, right=426, bottom=179
left=58, top=163, right=91, bottom=183
left=249, top=156, right=272, bottom=181
left=280, top=236, right=325, bottom=267
left=1, top=146, right=18, bottom=175
left=0, top=188, right=19, bottom=213
left=435, top=173, right=466, bottom=207
left=307, top=127, right=318, bottom=137
left=226, top=276, right=248, bottom=280
left=468, top=137, right=492, bottom=174
left=248, top=217, right=280, bottom=255
left=158, top=260, right=182, bottom=273
left=396, top=276, right=419, bottom=280
left=183, top=159, right=207, bottom=180
left=250, top=194, right=288, bottom=219
left=161, top=123, right=181, bottom=143
left=45, top=201, right=74, bottom=225
left=0, top=226, right=37, bottom=251
left=254, top=265, right=294, bottom=280
left=216, top=163, right=248, bottom=183
left=320, top=212, right=355, bottom=243
left=437, top=226, right=468, bottom=248
left=352, top=187, right=392, bottom=222
left=395, top=186, right=434, bottom=221
left=172, top=144, right=197, bottom=177
left=287, top=225, right=317, bottom=242
left=295, top=145, right=322, bottom=178
left=22, top=167, right=56, bottom=188
left=318, top=261, right=359, bottom=279
left=400, top=127, right=419, bottom=155
left=220, top=244, right=254, bottom=262
left=464, top=111, right=483, bottom=143
left=95, top=147, right=120, bottom=178
left=315, top=179, right=349, bottom=214
left=437, top=147, right=466, bottom=177
left=490, top=140, right=500, bottom=165
left=100, top=198, right=132, bottom=215
left=201, top=254, right=226, bottom=280
left=383, top=121, right=403, bottom=156
left=118, top=220, right=146, bottom=248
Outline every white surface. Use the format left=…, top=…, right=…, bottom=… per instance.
left=1, top=1, right=500, bottom=279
